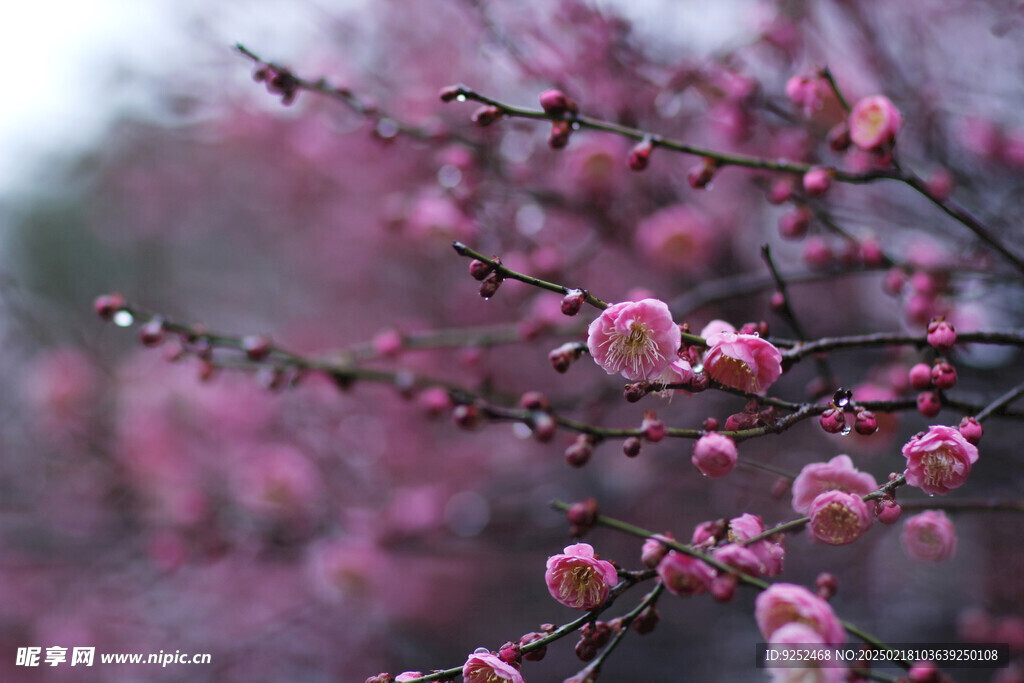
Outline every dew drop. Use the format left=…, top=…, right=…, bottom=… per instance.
left=570, top=122, right=581, bottom=131
left=840, top=424, right=852, bottom=436
left=437, top=164, right=462, bottom=189
left=375, top=118, right=399, bottom=139
left=512, top=423, right=532, bottom=439
left=474, top=647, right=489, bottom=654
left=113, top=310, right=134, bottom=327
left=456, top=94, right=467, bottom=102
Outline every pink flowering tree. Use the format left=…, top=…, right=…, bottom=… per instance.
left=5, top=1, right=1024, bottom=681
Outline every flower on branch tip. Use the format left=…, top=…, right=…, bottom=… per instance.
left=587, top=299, right=680, bottom=382
left=791, top=455, right=878, bottom=514
left=902, top=510, right=957, bottom=562
left=849, top=95, right=902, bottom=151
left=656, top=550, right=716, bottom=596
left=462, top=651, right=525, bottom=683
left=755, top=583, right=846, bottom=645
left=902, top=425, right=979, bottom=495
left=545, top=543, right=618, bottom=610
left=700, top=320, right=783, bottom=394
left=808, top=490, right=873, bottom=546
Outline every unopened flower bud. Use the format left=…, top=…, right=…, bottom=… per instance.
left=530, top=411, right=558, bottom=442
left=916, top=390, right=942, bottom=418
left=641, top=534, right=672, bottom=569
left=803, top=166, right=834, bottom=196
left=778, top=206, right=811, bottom=239
left=815, top=572, right=838, bottom=600
left=479, top=272, right=502, bottom=298
left=548, top=342, right=584, bottom=373
left=623, top=382, right=650, bottom=402
left=958, top=416, right=983, bottom=445
left=453, top=404, right=482, bottom=430
left=710, top=574, right=737, bottom=602
left=827, top=122, right=851, bottom=151
left=687, top=157, right=717, bottom=188
left=519, top=633, right=546, bottom=661
left=931, top=361, right=957, bottom=390
left=628, top=138, right=654, bottom=171
left=853, top=410, right=878, bottom=435
left=632, top=605, right=660, bottom=634
left=365, top=673, right=395, bottom=683
left=909, top=363, right=933, bottom=390
left=875, top=499, right=902, bottom=524
left=497, top=641, right=521, bottom=666
left=139, top=319, right=165, bottom=347
left=565, top=435, right=595, bottom=468
left=641, top=411, right=666, bottom=442
left=927, top=317, right=957, bottom=352
left=242, top=334, right=272, bottom=361
left=520, top=391, right=550, bottom=411
left=622, top=436, right=642, bottom=458
left=539, top=89, right=577, bottom=116
left=548, top=121, right=572, bottom=149
left=469, top=258, right=494, bottom=280
left=803, top=237, right=833, bottom=269
left=93, top=293, right=126, bottom=320
left=471, top=105, right=503, bottom=127
left=574, top=638, right=597, bottom=663
left=438, top=85, right=463, bottom=102
left=819, top=407, right=846, bottom=434
left=561, top=289, right=585, bottom=316
left=567, top=496, right=599, bottom=536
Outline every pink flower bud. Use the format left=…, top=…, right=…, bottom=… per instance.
left=926, top=167, right=955, bottom=201
left=93, top=292, right=126, bottom=320
left=875, top=499, right=902, bottom=524
left=641, top=410, right=666, bottom=442
left=548, top=121, right=572, bottom=149
left=766, top=178, right=794, bottom=205
left=827, top=122, right=851, bottom=151
left=641, top=534, right=673, bottom=569
left=927, top=318, right=957, bottom=351
left=883, top=268, right=906, bottom=296
left=909, top=363, right=933, bottom=390
left=802, top=167, right=834, bottom=196
left=860, top=237, right=885, bottom=267
left=815, top=573, right=838, bottom=600
left=545, top=543, right=619, bottom=610
left=565, top=435, right=594, bottom=468
left=549, top=342, right=584, bottom=373
left=539, top=89, right=577, bottom=116
left=803, top=237, right=833, bottom=269
left=453, top=404, right=482, bottom=430
left=469, top=258, right=494, bottom=280
left=622, top=436, right=642, bottom=458
left=686, top=157, right=717, bottom=188
left=520, top=391, right=550, bottom=411
left=242, top=334, right=272, bottom=361
left=819, top=407, right=846, bottom=434
left=808, top=490, right=873, bottom=545
left=567, top=497, right=599, bottom=537
left=958, top=416, right=983, bottom=445
left=854, top=410, right=878, bottom=435
left=138, top=319, right=165, bottom=347
left=632, top=605, right=660, bottom=634
left=916, top=390, right=942, bottom=418
left=519, top=632, right=546, bottom=661
left=710, top=574, right=738, bottom=602
left=627, top=138, right=654, bottom=171
left=931, top=361, right=957, bottom=390
left=438, top=84, right=463, bottom=102
left=479, top=272, right=502, bottom=298
left=778, top=206, right=811, bottom=239
left=530, top=411, right=558, bottom=442
left=471, top=105, right=503, bottom=127
left=561, top=289, right=585, bottom=316
left=656, top=551, right=715, bottom=596
left=849, top=95, right=902, bottom=151
left=902, top=510, right=957, bottom=562
left=691, top=433, right=738, bottom=478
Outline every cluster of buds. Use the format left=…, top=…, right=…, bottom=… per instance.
left=252, top=63, right=301, bottom=105
left=574, top=621, right=613, bottom=662
left=539, top=89, right=579, bottom=149
left=909, top=356, right=957, bottom=417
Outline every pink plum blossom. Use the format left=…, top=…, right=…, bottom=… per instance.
left=808, top=490, right=873, bottom=546
left=767, top=623, right=847, bottom=683
left=587, top=299, right=681, bottom=381
left=656, top=551, right=716, bottom=596
left=786, top=73, right=829, bottom=115
left=849, top=95, right=903, bottom=150
left=462, top=651, right=526, bottom=683
left=902, top=511, right=957, bottom=563
left=634, top=205, right=715, bottom=271
left=545, top=543, right=619, bottom=610
left=691, top=433, right=738, bottom=478
left=755, top=583, right=846, bottom=645
left=902, top=425, right=979, bottom=495
left=727, top=513, right=785, bottom=576
left=791, top=455, right=878, bottom=514
left=700, top=320, right=783, bottom=393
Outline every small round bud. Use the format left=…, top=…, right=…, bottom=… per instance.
left=565, top=435, right=595, bottom=468
left=710, top=574, right=737, bottom=603
left=242, top=334, right=273, bottom=361
left=479, top=272, right=502, bottom=298
left=927, top=317, right=957, bottom=352
left=860, top=238, right=885, bottom=267
left=520, top=391, right=550, bottom=411
left=539, top=89, right=577, bottom=116
left=958, top=416, right=983, bottom=445
left=815, top=572, right=838, bottom=600
left=622, top=436, right=642, bottom=458
left=453, top=404, right=482, bottom=430
left=854, top=410, right=878, bottom=435
left=93, top=293, right=126, bottom=320
left=641, top=534, right=672, bottom=569
left=827, top=122, right=851, bottom=151
left=497, top=641, right=521, bottom=666
left=930, top=361, right=957, bottom=390
left=803, top=237, right=833, bottom=269
left=882, top=268, right=906, bottom=296
left=365, top=674, right=395, bottom=683
left=702, top=417, right=719, bottom=432
left=471, top=105, right=503, bottom=127
left=819, top=407, right=846, bottom=434
left=139, top=319, right=165, bottom=347
left=530, top=411, right=558, bottom=442
left=561, top=289, right=585, bottom=316
left=631, top=605, right=660, bottom=634
left=687, top=157, right=717, bottom=189
left=875, top=499, right=902, bottom=524
left=770, top=291, right=786, bottom=313
left=766, top=178, right=794, bottom=205
left=778, top=206, right=811, bottom=239
left=691, top=433, right=738, bottom=478
left=628, top=138, right=654, bottom=171
left=469, top=259, right=494, bottom=281
left=519, top=632, right=547, bottom=662
left=623, top=382, right=650, bottom=403
left=908, top=363, right=933, bottom=390
left=916, top=390, right=942, bottom=418
left=548, top=121, right=572, bottom=149
left=567, top=497, right=599, bottom=536
left=802, top=167, right=834, bottom=197
left=574, top=638, right=597, bottom=663
left=641, top=411, right=666, bottom=443
left=548, top=342, right=583, bottom=373
left=688, top=372, right=710, bottom=392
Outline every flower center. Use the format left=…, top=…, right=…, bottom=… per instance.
left=600, top=321, right=665, bottom=377
left=711, top=354, right=758, bottom=392
left=922, top=448, right=955, bottom=486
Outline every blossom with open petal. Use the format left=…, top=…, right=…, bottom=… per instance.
left=700, top=320, right=783, bottom=393
left=791, top=455, right=878, bottom=514
left=545, top=543, right=618, bottom=610
left=902, top=425, right=979, bottom=495
left=755, top=583, right=846, bottom=645
left=587, top=299, right=680, bottom=381
left=902, top=510, right=957, bottom=562
left=808, top=490, right=873, bottom=546
left=463, top=651, right=525, bottom=683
